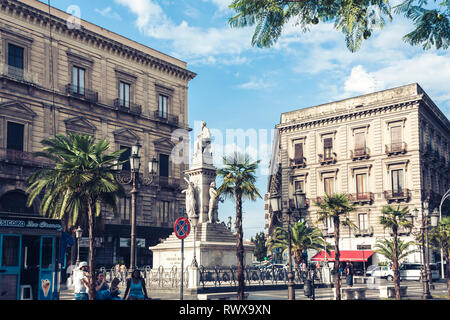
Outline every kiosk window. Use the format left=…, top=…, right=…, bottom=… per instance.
left=1, top=236, right=20, bottom=267
left=41, top=238, right=53, bottom=270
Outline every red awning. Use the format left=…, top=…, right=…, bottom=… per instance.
left=311, top=250, right=373, bottom=262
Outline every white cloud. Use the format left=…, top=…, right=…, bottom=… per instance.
left=95, top=7, right=122, bottom=21
left=238, top=78, right=274, bottom=90
left=115, top=0, right=253, bottom=61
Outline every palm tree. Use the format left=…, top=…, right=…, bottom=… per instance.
left=217, top=152, right=262, bottom=300
left=26, top=133, right=125, bottom=300
left=378, top=205, right=413, bottom=300
left=315, top=193, right=356, bottom=300
left=268, top=221, right=328, bottom=268
left=374, top=238, right=417, bottom=280
left=429, top=217, right=450, bottom=297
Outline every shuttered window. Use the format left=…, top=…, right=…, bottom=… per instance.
left=356, top=174, right=367, bottom=198
left=324, top=177, right=334, bottom=195
left=294, top=143, right=303, bottom=164
left=159, top=154, right=169, bottom=177
left=354, top=132, right=366, bottom=155
left=324, top=138, right=333, bottom=159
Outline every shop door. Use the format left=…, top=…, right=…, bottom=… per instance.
left=38, top=236, right=54, bottom=300
left=0, top=234, right=22, bottom=300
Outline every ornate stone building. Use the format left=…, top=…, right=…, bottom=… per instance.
left=0, top=0, right=196, bottom=268
left=265, top=83, right=450, bottom=266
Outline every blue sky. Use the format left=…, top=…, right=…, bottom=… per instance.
left=49, top=0, right=449, bottom=240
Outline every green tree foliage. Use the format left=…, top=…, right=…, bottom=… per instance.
left=229, top=0, right=449, bottom=51
left=268, top=221, right=327, bottom=266
left=374, top=238, right=417, bottom=264
left=429, top=217, right=450, bottom=297
left=26, top=133, right=125, bottom=299
left=251, top=231, right=268, bottom=262
left=217, top=152, right=262, bottom=300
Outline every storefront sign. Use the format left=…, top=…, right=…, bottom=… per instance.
left=0, top=217, right=62, bottom=231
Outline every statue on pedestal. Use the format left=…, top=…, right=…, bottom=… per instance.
left=208, top=181, right=219, bottom=223
left=193, top=121, right=212, bottom=165
left=182, top=177, right=197, bottom=219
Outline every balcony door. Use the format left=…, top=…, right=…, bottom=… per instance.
left=391, top=169, right=404, bottom=196
left=390, top=125, right=402, bottom=152
left=354, top=132, right=366, bottom=156
left=356, top=173, right=368, bottom=200
left=72, top=66, right=85, bottom=95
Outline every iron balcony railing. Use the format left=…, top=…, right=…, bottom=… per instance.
left=0, top=64, right=39, bottom=83
left=66, top=84, right=99, bottom=103
left=385, top=142, right=407, bottom=155
left=350, top=147, right=370, bottom=160
left=153, top=110, right=179, bottom=126
left=318, top=152, right=337, bottom=165
left=0, top=148, right=53, bottom=167
left=348, top=192, right=374, bottom=204
left=384, top=189, right=411, bottom=202
left=355, top=226, right=374, bottom=237
left=289, top=157, right=307, bottom=168
left=113, top=98, right=142, bottom=115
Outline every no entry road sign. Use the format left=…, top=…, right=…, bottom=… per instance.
left=174, top=217, right=190, bottom=240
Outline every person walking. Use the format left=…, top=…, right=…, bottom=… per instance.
left=345, top=262, right=354, bottom=287
left=73, top=262, right=89, bottom=300
left=123, top=269, right=149, bottom=300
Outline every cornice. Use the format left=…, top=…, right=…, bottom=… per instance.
left=277, top=98, right=421, bottom=133
left=0, top=0, right=197, bottom=81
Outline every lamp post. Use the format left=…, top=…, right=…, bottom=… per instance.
left=75, top=226, right=83, bottom=266
left=414, top=204, right=433, bottom=299
left=116, top=143, right=158, bottom=271
left=269, top=189, right=306, bottom=300
left=438, top=189, right=450, bottom=279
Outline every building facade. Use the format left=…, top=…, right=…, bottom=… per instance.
left=0, top=0, right=196, bottom=284
left=266, top=83, right=450, bottom=266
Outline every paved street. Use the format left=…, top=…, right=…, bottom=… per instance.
left=58, top=279, right=449, bottom=300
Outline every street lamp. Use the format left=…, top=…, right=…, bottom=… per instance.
left=438, top=189, right=450, bottom=279
left=413, top=204, right=433, bottom=299
left=116, top=142, right=158, bottom=271
left=269, top=189, right=306, bottom=300
left=75, top=226, right=83, bottom=266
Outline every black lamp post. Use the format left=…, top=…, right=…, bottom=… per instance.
left=269, top=189, right=306, bottom=300
left=115, top=142, right=158, bottom=271
left=75, top=226, right=83, bottom=266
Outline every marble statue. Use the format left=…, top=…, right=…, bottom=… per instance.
left=181, top=177, right=197, bottom=219
left=193, top=121, right=212, bottom=164
left=208, top=181, right=219, bottom=223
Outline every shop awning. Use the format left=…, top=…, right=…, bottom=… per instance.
left=311, top=250, right=373, bottom=262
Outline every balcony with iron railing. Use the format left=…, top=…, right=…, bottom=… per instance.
left=318, top=152, right=337, bottom=165
left=288, top=197, right=310, bottom=209
left=289, top=157, right=307, bottom=168
left=113, top=99, right=142, bottom=115
left=0, top=148, right=53, bottom=168
left=348, top=192, right=374, bottom=204
left=350, top=147, right=370, bottom=160
left=385, top=142, right=407, bottom=156
left=384, top=189, right=411, bottom=203
left=355, top=226, right=374, bottom=237
left=153, top=110, right=179, bottom=126
left=153, top=176, right=181, bottom=189
left=0, top=64, right=39, bottom=84
left=66, top=84, right=99, bottom=103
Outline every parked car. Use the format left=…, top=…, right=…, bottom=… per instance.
left=365, top=265, right=378, bottom=276
left=399, top=263, right=440, bottom=281
left=370, top=266, right=394, bottom=281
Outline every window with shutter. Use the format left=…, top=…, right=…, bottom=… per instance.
left=294, top=143, right=303, bottom=164
left=356, top=174, right=368, bottom=199
left=391, top=169, right=404, bottom=196
left=324, top=138, right=333, bottom=159
left=390, top=126, right=402, bottom=151
left=354, top=132, right=366, bottom=156
left=324, top=177, right=334, bottom=195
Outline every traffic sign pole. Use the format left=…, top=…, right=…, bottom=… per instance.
left=180, top=238, right=184, bottom=301
left=174, top=217, right=190, bottom=301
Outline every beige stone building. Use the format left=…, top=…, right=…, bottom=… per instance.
left=0, top=0, right=196, bottom=268
left=266, top=83, right=450, bottom=266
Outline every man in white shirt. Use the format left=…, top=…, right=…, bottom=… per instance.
left=73, top=262, right=89, bottom=300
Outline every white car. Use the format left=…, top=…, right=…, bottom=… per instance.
left=371, top=266, right=394, bottom=281
left=399, top=263, right=440, bottom=281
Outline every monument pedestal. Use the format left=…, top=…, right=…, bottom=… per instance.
left=149, top=222, right=255, bottom=289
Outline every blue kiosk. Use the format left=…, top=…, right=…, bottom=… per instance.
left=0, top=214, right=63, bottom=300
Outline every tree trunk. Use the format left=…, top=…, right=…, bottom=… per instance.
left=235, top=191, right=245, bottom=300
left=443, top=237, right=449, bottom=298
left=87, top=201, right=96, bottom=300
left=334, top=216, right=341, bottom=300
left=393, top=227, right=401, bottom=300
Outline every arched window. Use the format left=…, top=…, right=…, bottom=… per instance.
left=0, top=191, right=36, bottom=214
